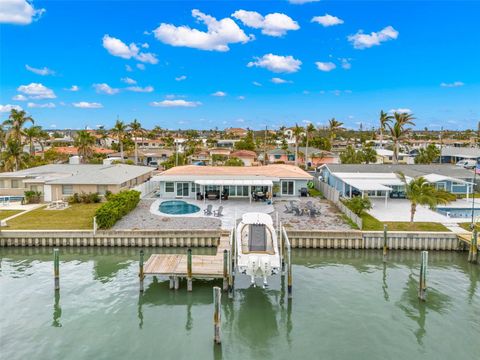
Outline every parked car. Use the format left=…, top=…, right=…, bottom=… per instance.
left=148, top=161, right=159, bottom=169
left=456, top=159, right=477, bottom=169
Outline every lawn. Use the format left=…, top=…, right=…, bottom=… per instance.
left=308, top=188, right=323, bottom=198
left=2, top=203, right=102, bottom=230
left=361, top=213, right=450, bottom=232
left=0, top=210, right=22, bottom=221
left=458, top=222, right=477, bottom=231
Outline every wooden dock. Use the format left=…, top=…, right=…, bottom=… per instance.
left=457, top=232, right=480, bottom=249
left=143, top=232, right=231, bottom=279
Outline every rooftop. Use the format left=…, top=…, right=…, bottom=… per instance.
left=441, top=146, right=480, bottom=159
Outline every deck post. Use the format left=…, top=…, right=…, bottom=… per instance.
left=223, top=249, right=228, bottom=291
left=54, top=248, right=60, bottom=291
left=187, top=248, right=193, bottom=291
left=213, top=286, right=221, bottom=344
left=418, top=251, right=428, bottom=301
left=383, top=225, right=388, bottom=262
left=468, top=230, right=478, bottom=263
left=287, top=241, right=292, bottom=299
left=174, top=276, right=180, bottom=290
left=139, top=250, right=145, bottom=292
left=280, top=224, right=285, bottom=273
left=229, top=230, right=235, bottom=299
left=93, top=216, right=97, bottom=236
left=169, top=276, right=174, bottom=289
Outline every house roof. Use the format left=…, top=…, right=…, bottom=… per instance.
left=441, top=146, right=480, bottom=159
left=152, top=164, right=312, bottom=182
left=41, top=146, right=115, bottom=155
left=0, top=164, right=153, bottom=185
left=230, top=150, right=257, bottom=158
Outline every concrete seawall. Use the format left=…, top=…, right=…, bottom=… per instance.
left=0, top=229, right=463, bottom=250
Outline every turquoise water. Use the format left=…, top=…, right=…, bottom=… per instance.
left=159, top=200, right=200, bottom=215
left=0, top=248, right=479, bottom=360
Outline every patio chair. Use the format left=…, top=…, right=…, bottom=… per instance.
left=214, top=206, right=224, bottom=217
left=293, top=207, right=303, bottom=216
left=309, top=207, right=320, bottom=217
left=306, top=201, right=313, bottom=208
left=284, top=204, right=293, bottom=213
left=204, top=204, right=213, bottom=215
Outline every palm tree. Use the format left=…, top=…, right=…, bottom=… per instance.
left=328, top=118, right=343, bottom=143
left=387, top=112, right=415, bottom=164
left=112, top=119, right=127, bottom=163
left=379, top=110, right=393, bottom=149
left=1, top=139, right=24, bottom=171
left=3, top=109, right=34, bottom=142
left=304, top=123, right=316, bottom=168
left=0, top=124, right=6, bottom=151
left=22, top=125, right=42, bottom=155
left=37, top=129, right=50, bottom=159
left=292, top=124, right=304, bottom=167
left=74, top=130, right=96, bottom=163
left=397, top=173, right=456, bottom=223
left=129, top=119, right=144, bottom=165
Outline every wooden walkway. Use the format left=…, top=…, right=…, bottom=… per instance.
left=457, top=232, right=480, bottom=249
left=143, top=233, right=231, bottom=279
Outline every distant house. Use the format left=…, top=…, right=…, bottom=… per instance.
left=0, top=164, right=153, bottom=202
left=375, top=149, right=414, bottom=164
left=41, top=146, right=115, bottom=157
left=225, top=127, right=248, bottom=138
left=109, top=149, right=173, bottom=166
left=230, top=150, right=257, bottom=166
left=152, top=164, right=313, bottom=200
left=440, top=146, right=480, bottom=163
left=209, top=148, right=232, bottom=157
left=268, top=147, right=338, bottom=167
left=216, top=139, right=240, bottom=149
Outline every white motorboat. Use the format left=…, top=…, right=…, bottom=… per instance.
left=235, top=213, right=281, bottom=287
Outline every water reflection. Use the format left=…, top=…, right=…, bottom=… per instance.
left=52, top=291, right=62, bottom=327
left=382, top=262, right=389, bottom=302
left=396, top=273, right=452, bottom=345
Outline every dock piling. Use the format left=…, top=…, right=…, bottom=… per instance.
left=53, top=248, right=60, bottom=291
left=169, top=276, right=174, bottom=289
left=223, top=249, right=228, bottom=292
left=287, top=243, right=292, bottom=299
left=468, top=230, right=478, bottom=264
left=187, top=248, right=193, bottom=291
left=213, top=286, right=221, bottom=344
left=174, top=276, right=180, bottom=290
left=418, top=251, right=428, bottom=301
left=139, top=250, right=145, bottom=292
left=383, top=225, right=388, bottom=262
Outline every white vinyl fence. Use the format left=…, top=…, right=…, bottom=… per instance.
left=133, top=180, right=159, bottom=198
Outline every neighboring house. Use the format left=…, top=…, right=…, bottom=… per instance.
left=151, top=164, right=312, bottom=200
left=225, top=127, right=248, bottom=138
left=318, top=164, right=474, bottom=201
left=229, top=150, right=257, bottom=166
left=0, top=163, right=153, bottom=202
left=136, top=139, right=165, bottom=149
left=41, top=146, right=115, bottom=157
left=375, top=149, right=415, bottom=164
left=109, top=149, right=173, bottom=166
left=189, top=150, right=210, bottom=165
left=267, top=147, right=339, bottom=166
left=440, top=146, right=480, bottom=163
left=216, top=139, right=240, bottom=149
left=209, top=148, right=232, bottom=157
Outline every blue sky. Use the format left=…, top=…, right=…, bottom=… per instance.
left=1, top=0, right=479, bottom=130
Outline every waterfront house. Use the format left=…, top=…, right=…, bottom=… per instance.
left=0, top=163, right=153, bottom=202
left=268, top=147, right=339, bottom=167
left=151, top=164, right=312, bottom=201
left=375, top=149, right=415, bottom=164
left=229, top=150, right=258, bottom=166
left=440, top=146, right=480, bottom=164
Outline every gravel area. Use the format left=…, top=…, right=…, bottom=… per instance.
left=273, top=198, right=351, bottom=230
left=113, top=200, right=221, bottom=230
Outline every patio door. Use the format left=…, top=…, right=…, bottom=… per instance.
left=176, top=182, right=189, bottom=197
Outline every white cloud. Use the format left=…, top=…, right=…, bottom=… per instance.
left=288, top=0, right=320, bottom=4
left=12, top=94, right=27, bottom=101
left=232, top=10, right=299, bottom=37
left=65, top=85, right=79, bottom=92
left=25, top=64, right=54, bottom=76
left=339, top=58, right=351, bottom=70
left=121, top=77, right=137, bottom=85
left=212, top=91, right=227, bottom=97
left=315, top=61, right=336, bottom=72
left=303, top=90, right=310, bottom=94
left=102, top=34, right=158, bottom=63
left=126, top=86, right=154, bottom=93
left=150, top=99, right=201, bottom=108
left=237, top=96, right=245, bottom=100
left=175, top=75, right=187, bottom=81
left=0, top=0, right=45, bottom=25
left=389, top=108, right=412, bottom=114
left=72, top=102, right=103, bottom=109
left=141, top=43, right=149, bottom=49
left=271, top=77, right=292, bottom=84
left=247, top=53, right=301, bottom=73
left=311, top=14, right=344, bottom=27
left=27, top=102, right=55, bottom=108
left=440, top=81, right=464, bottom=88
left=137, top=63, right=146, bottom=70
left=17, top=83, right=56, bottom=99
left=93, top=83, right=119, bottom=95
left=153, top=9, right=253, bottom=52
left=0, top=104, right=23, bottom=112
left=125, top=64, right=133, bottom=72
left=348, top=26, right=399, bottom=49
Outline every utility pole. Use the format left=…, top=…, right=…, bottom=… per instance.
left=264, top=125, right=268, bottom=165
left=305, top=126, right=309, bottom=169
left=439, top=126, right=443, bottom=164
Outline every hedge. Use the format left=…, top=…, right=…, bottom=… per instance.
left=95, top=190, right=140, bottom=229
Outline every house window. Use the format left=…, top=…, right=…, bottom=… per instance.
left=165, top=182, right=174, bottom=193
left=11, top=180, right=20, bottom=188
left=274, top=155, right=281, bottom=159
left=281, top=181, right=295, bottom=195
left=62, top=185, right=73, bottom=195
left=287, top=154, right=295, bottom=161
left=97, top=185, right=108, bottom=195
left=436, top=182, right=446, bottom=191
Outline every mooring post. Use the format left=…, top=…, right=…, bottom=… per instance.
left=93, top=216, right=97, bottom=236
left=187, top=248, right=193, bottom=292
left=54, top=248, right=60, bottom=291
left=280, top=225, right=285, bottom=273
left=169, top=276, right=174, bottom=290
left=468, top=229, right=478, bottom=263
left=383, top=224, right=388, bottom=262
left=223, top=249, right=228, bottom=291
left=418, top=251, right=428, bottom=301
left=213, top=286, right=221, bottom=344
left=139, top=250, right=145, bottom=292
left=174, top=276, right=180, bottom=290
left=287, top=243, right=292, bottom=299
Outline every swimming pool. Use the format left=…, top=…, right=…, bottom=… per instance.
left=436, top=207, right=480, bottom=218
left=159, top=200, right=200, bottom=215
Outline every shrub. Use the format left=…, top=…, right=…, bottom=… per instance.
left=24, top=190, right=42, bottom=204
left=95, top=190, right=140, bottom=229
left=68, top=192, right=101, bottom=204
left=343, top=196, right=372, bottom=216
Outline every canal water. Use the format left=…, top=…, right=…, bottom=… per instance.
left=1, top=248, right=479, bottom=360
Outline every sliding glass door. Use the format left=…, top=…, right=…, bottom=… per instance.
left=176, top=182, right=189, bottom=197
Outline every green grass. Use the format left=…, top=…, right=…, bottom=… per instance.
left=341, top=214, right=359, bottom=230
left=457, top=193, right=480, bottom=199
left=458, top=222, right=477, bottom=231
left=3, top=203, right=102, bottom=230
left=308, top=188, right=323, bottom=198
left=360, top=213, right=450, bottom=232
left=0, top=210, right=22, bottom=221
